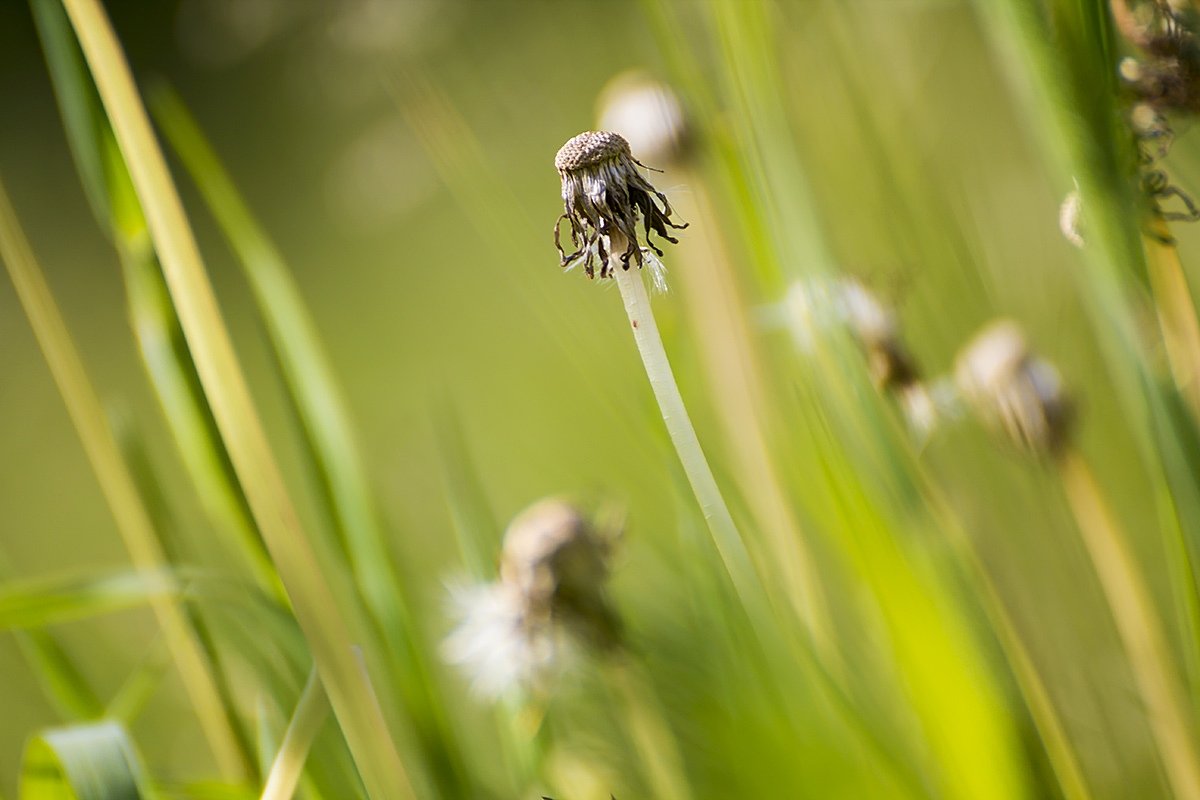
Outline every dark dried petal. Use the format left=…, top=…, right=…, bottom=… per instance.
left=553, top=131, right=686, bottom=279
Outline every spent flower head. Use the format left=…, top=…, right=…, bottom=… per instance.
left=443, top=498, right=620, bottom=699
left=955, top=320, right=1073, bottom=455
left=553, top=130, right=687, bottom=280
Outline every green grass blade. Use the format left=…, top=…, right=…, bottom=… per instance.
left=21, top=721, right=153, bottom=800
left=12, top=632, right=105, bottom=723
left=0, top=174, right=246, bottom=779
left=259, top=668, right=328, bottom=800
left=56, top=2, right=418, bottom=795
left=27, top=0, right=109, bottom=231
left=31, top=0, right=280, bottom=599
left=149, top=84, right=475, bottom=798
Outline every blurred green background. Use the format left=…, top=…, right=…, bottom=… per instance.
left=2, top=0, right=1199, bottom=797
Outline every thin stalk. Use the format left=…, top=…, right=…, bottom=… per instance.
left=261, top=668, right=330, bottom=800
left=670, top=169, right=831, bottom=653
left=610, top=241, right=763, bottom=619
left=1144, top=214, right=1200, bottom=415
left=0, top=175, right=245, bottom=778
left=1059, top=450, right=1200, bottom=800
left=606, top=659, right=692, bottom=800
left=57, top=1, right=415, bottom=796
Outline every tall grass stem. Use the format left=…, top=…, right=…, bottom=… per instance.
left=0, top=174, right=245, bottom=778
left=57, top=1, right=416, bottom=796
left=1059, top=450, right=1200, bottom=800
left=260, top=668, right=329, bottom=800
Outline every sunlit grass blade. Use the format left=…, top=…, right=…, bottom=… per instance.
left=31, top=0, right=281, bottom=600
left=148, top=83, right=475, bottom=797
left=0, top=171, right=244, bottom=778
left=260, top=668, right=329, bottom=800
left=21, top=721, right=152, bottom=800
left=57, top=1, right=418, bottom=795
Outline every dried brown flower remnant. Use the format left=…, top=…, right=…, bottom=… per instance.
left=500, top=499, right=620, bottom=650
left=955, top=321, right=1073, bottom=456
left=553, top=130, right=687, bottom=279
left=443, top=498, right=621, bottom=698
left=1114, top=0, right=1200, bottom=113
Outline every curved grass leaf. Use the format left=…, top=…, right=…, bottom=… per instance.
left=20, top=721, right=151, bottom=800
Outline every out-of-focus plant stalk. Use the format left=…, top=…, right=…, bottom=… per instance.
left=0, top=175, right=246, bottom=779
left=1143, top=215, right=1200, bottom=414
left=605, top=659, right=692, bottom=800
left=260, top=668, right=329, bottom=800
left=611, top=236, right=765, bottom=619
left=57, top=1, right=416, bottom=796
left=1058, top=450, right=1200, bottom=800
left=666, top=165, right=831, bottom=652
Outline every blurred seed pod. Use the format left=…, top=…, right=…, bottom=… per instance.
left=443, top=498, right=621, bottom=699
left=955, top=321, right=1073, bottom=456
left=500, top=498, right=621, bottom=650
left=596, top=71, right=692, bottom=169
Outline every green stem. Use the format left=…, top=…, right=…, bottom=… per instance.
left=57, top=1, right=415, bottom=796
left=0, top=175, right=245, bottom=778
left=261, top=668, right=330, bottom=800
left=611, top=252, right=763, bottom=619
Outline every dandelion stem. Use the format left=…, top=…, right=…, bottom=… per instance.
left=671, top=173, right=831, bottom=650
left=611, top=241, right=763, bottom=616
left=1059, top=450, right=1200, bottom=800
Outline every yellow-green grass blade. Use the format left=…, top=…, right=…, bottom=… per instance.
left=57, top=1, right=417, bottom=796
left=0, top=172, right=244, bottom=778
left=21, top=721, right=152, bottom=800
left=259, top=668, right=329, bottom=800
left=31, top=0, right=280, bottom=600
left=0, top=551, right=105, bottom=722
left=148, top=84, right=475, bottom=797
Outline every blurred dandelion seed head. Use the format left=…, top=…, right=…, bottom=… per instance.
left=955, top=321, right=1073, bottom=455
left=597, top=72, right=690, bottom=167
left=443, top=499, right=620, bottom=699
left=553, top=130, right=687, bottom=282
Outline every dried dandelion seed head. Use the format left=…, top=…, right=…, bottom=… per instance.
left=442, top=499, right=621, bottom=699
left=500, top=498, right=620, bottom=649
left=553, top=130, right=687, bottom=280
left=955, top=320, right=1073, bottom=455
left=1113, top=0, right=1200, bottom=113
left=597, top=72, right=691, bottom=168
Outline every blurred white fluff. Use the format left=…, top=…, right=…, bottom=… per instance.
left=441, top=581, right=566, bottom=700
left=442, top=499, right=616, bottom=700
